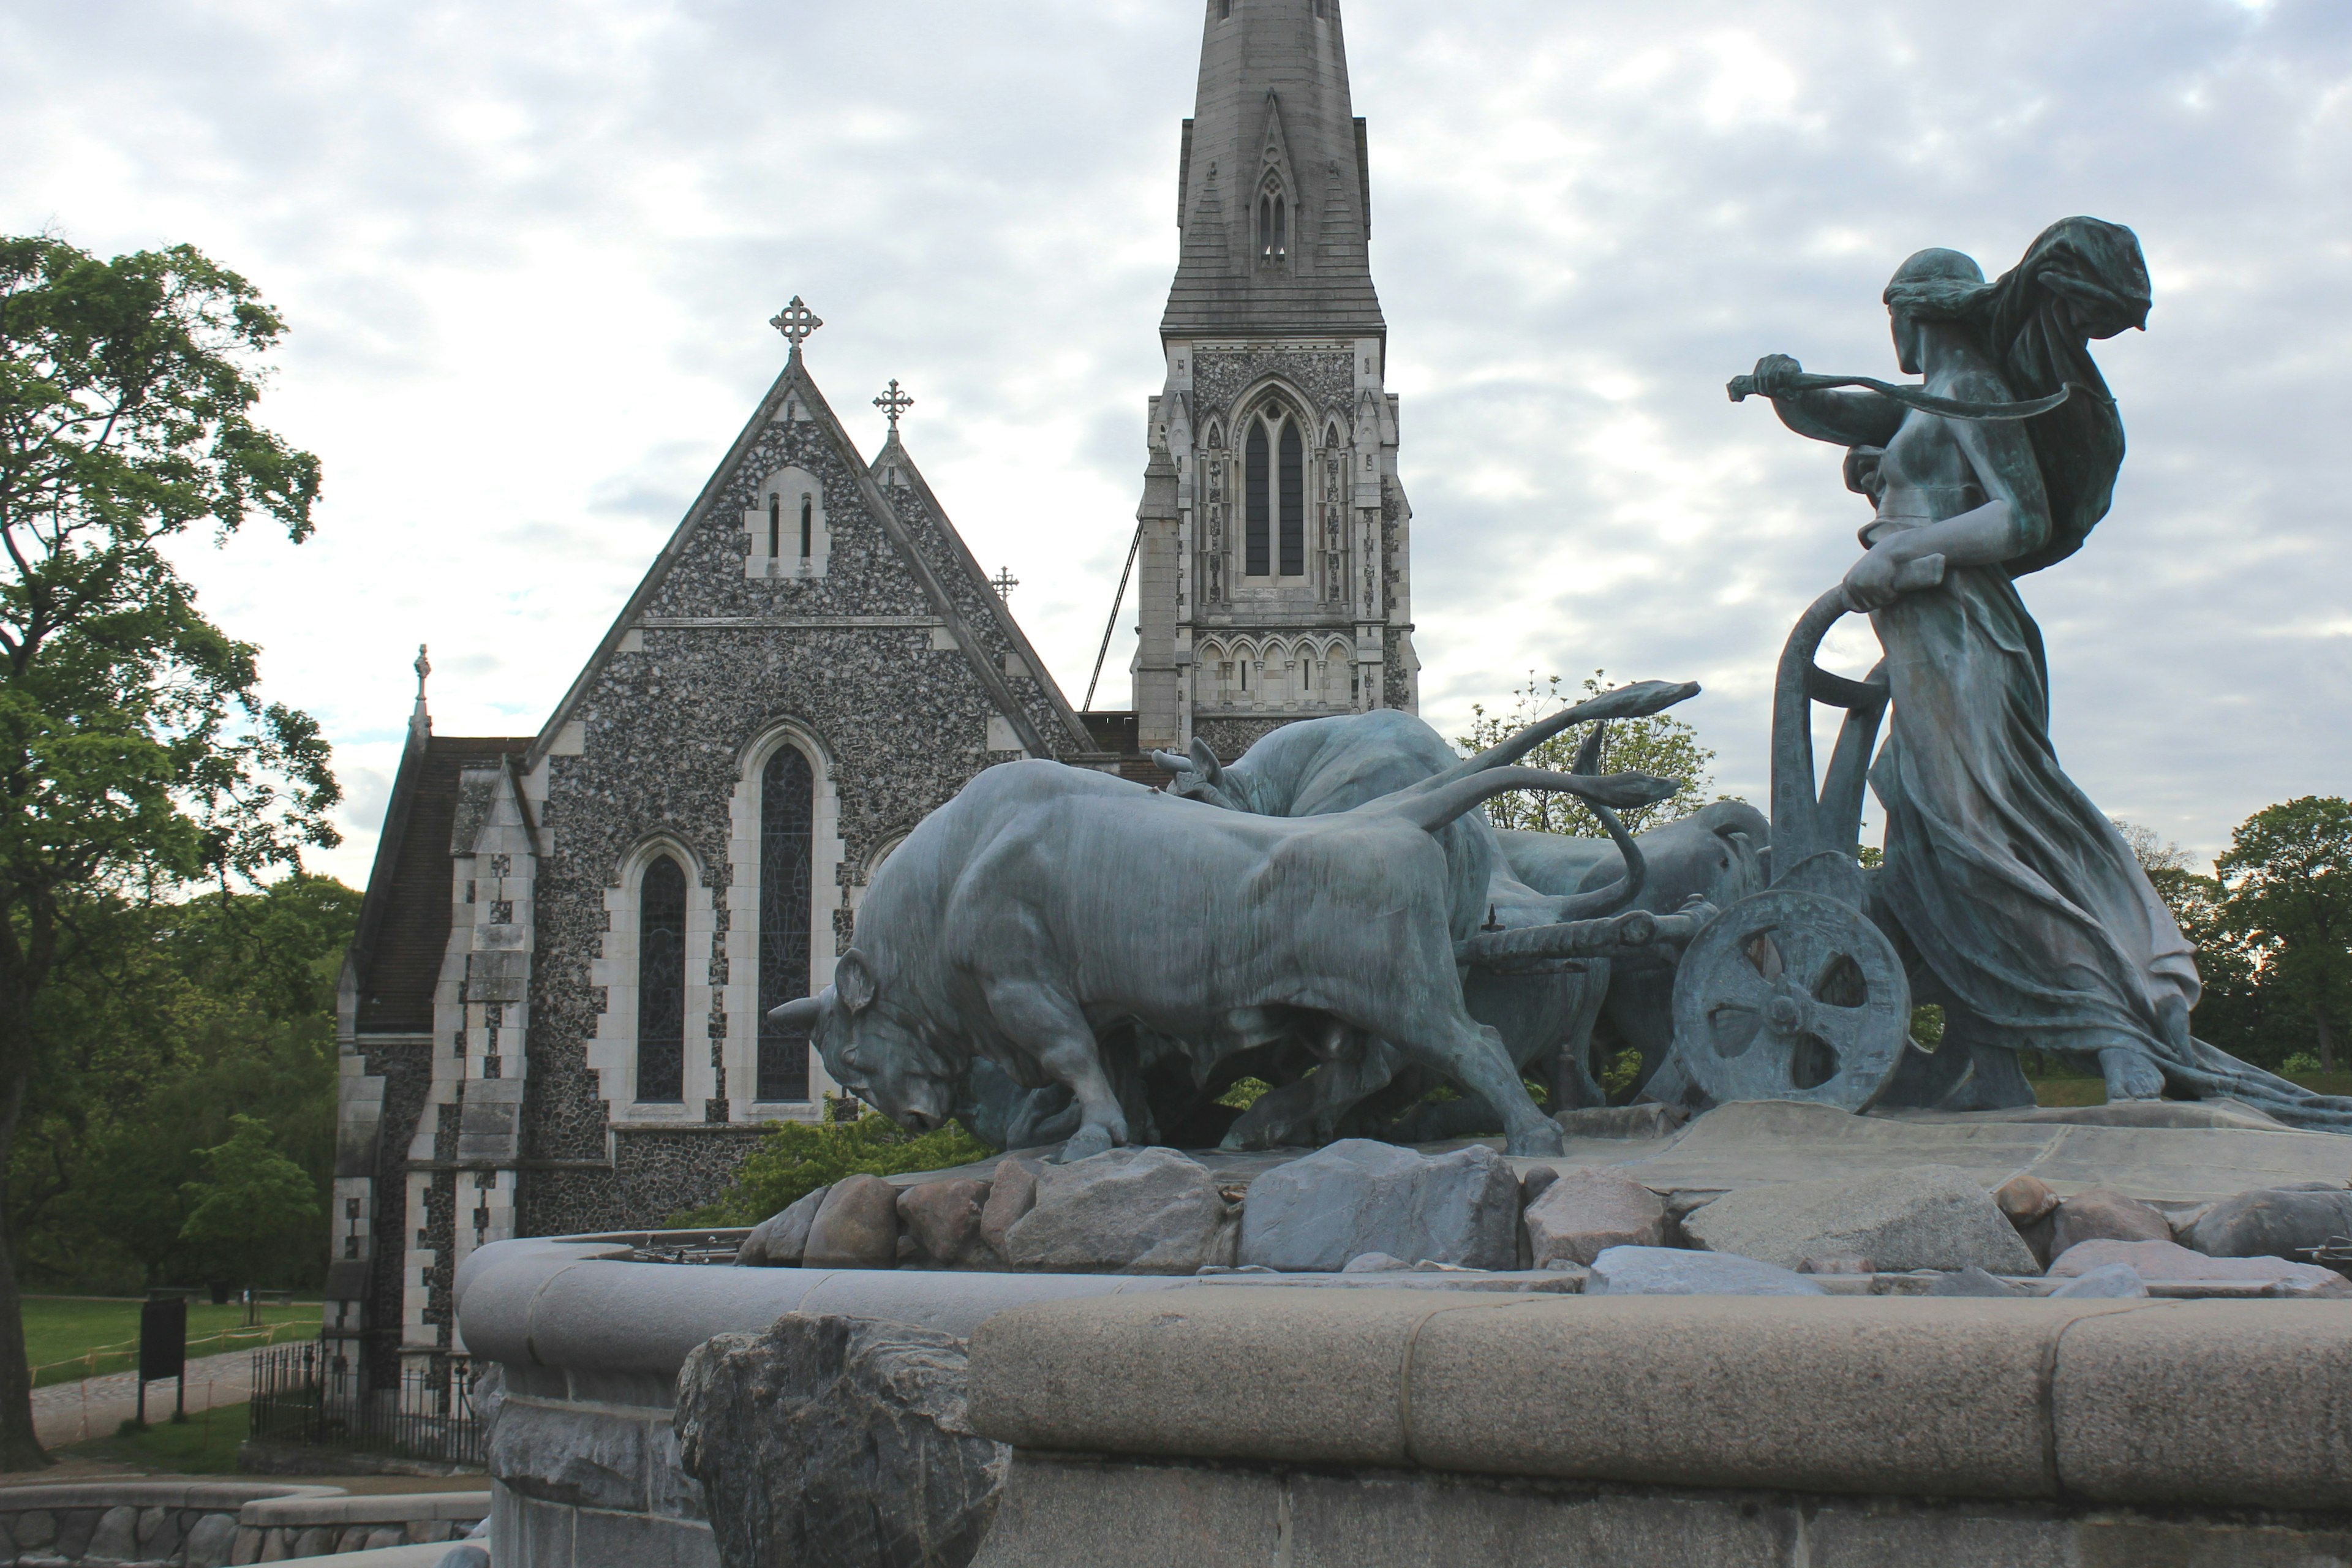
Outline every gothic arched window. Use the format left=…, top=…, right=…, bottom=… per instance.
left=1279, top=421, right=1305, bottom=575
left=767, top=494, right=780, bottom=560
left=756, top=745, right=815, bottom=1101
left=1245, top=421, right=1272, bottom=576
left=798, top=495, right=813, bottom=560
left=1257, top=184, right=1286, bottom=263
left=636, top=856, right=687, bottom=1103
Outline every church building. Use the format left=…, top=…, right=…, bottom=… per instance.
left=326, top=0, right=1414, bottom=1384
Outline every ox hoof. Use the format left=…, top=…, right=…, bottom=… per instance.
left=1058, top=1126, right=1118, bottom=1163
left=1506, top=1122, right=1567, bottom=1158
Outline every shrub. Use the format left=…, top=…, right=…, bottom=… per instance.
left=669, top=1100, right=993, bottom=1227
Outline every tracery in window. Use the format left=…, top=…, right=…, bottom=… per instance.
left=756, top=746, right=815, bottom=1101
left=1257, top=180, right=1287, bottom=263
left=636, top=856, right=687, bottom=1103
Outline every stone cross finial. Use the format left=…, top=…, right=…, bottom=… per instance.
left=414, top=643, right=431, bottom=699
left=768, top=296, right=823, bottom=353
left=873, top=378, right=914, bottom=435
left=990, top=567, right=1019, bottom=600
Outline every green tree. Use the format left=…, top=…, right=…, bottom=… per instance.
left=1456, top=670, right=1724, bottom=836
left=0, top=235, right=335, bottom=1468
left=2218, top=797, right=2352, bottom=1074
left=178, top=1114, right=318, bottom=1293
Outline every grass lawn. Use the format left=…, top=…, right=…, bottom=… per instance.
left=57, top=1400, right=249, bottom=1474
left=24, top=1298, right=319, bottom=1388
left=2029, top=1072, right=2352, bottom=1109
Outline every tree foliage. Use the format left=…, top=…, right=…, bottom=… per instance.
left=179, top=1114, right=320, bottom=1289
left=1456, top=671, right=1725, bottom=836
left=0, top=232, right=334, bottom=1469
left=671, top=1101, right=993, bottom=1227
left=2216, top=797, right=2352, bottom=1073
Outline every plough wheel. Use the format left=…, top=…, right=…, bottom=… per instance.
left=1669, top=888, right=1910, bottom=1111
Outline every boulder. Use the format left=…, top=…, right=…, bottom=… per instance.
left=899, top=1179, right=992, bottom=1268
left=1679, top=1164, right=2037, bottom=1275
left=1237, top=1139, right=1520, bottom=1272
left=2049, top=1237, right=2352, bottom=1295
left=677, top=1312, right=1005, bottom=1568
left=2048, top=1262, right=2147, bottom=1299
left=1587, top=1245, right=1826, bottom=1297
left=1798, top=1254, right=1873, bottom=1275
left=1000, top=1147, right=1235, bottom=1273
left=1522, top=1169, right=1667, bottom=1267
left=1929, top=1266, right=2022, bottom=1298
left=804, top=1175, right=902, bottom=1270
left=1342, top=1252, right=1409, bottom=1272
left=2049, top=1187, right=2171, bottom=1259
left=1555, top=1103, right=1689, bottom=1140
left=184, top=1515, right=238, bottom=1568
left=978, top=1158, right=1043, bottom=1257
left=2189, top=1186, right=2352, bottom=1265
left=1993, top=1174, right=2059, bottom=1223
left=737, top=1186, right=829, bottom=1267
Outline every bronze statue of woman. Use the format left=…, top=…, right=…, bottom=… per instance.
left=1743, top=217, right=2351, bottom=1128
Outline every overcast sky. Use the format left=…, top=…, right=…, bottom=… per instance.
left=5, top=0, right=2346, bottom=887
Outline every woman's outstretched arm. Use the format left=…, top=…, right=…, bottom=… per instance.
left=1749, top=355, right=1905, bottom=448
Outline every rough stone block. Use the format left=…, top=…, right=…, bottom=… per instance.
left=1994, top=1174, right=2059, bottom=1223
left=1237, top=1139, right=1518, bottom=1272
left=1554, top=1103, right=1689, bottom=1140
left=1523, top=1169, right=1667, bottom=1268
left=1929, top=1266, right=2022, bottom=1298
left=899, top=1178, right=992, bottom=1268
left=804, top=1174, right=901, bottom=1270
left=1002, top=1147, right=1235, bottom=1274
left=676, top=1312, right=1005, bottom=1568
left=290, top=1526, right=333, bottom=1559
left=1341, top=1252, right=1408, bottom=1272
left=2190, top=1186, right=2352, bottom=1264
left=85, top=1505, right=138, bottom=1563
left=1586, top=1245, right=1826, bottom=1297
left=13, top=1510, right=55, bottom=1551
left=57, top=1510, right=99, bottom=1561
left=2049, top=1237, right=2351, bottom=1294
left=1797, top=1254, right=1872, bottom=1275
left=363, top=1526, right=404, bottom=1550
left=2050, top=1187, right=2172, bottom=1259
left=486, top=1398, right=651, bottom=1510
left=736, top=1186, right=827, bottom=1267
left=2048, top=1262, right=2146, bottom=1298
left=979, top=1159, right=1043, bottom=1257
left=1679, top=1164, right=2037, bottom=1275
left=184, top=1514, right=238, bottom=1568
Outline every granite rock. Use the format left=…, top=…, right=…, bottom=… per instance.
left=2189, top=1186, right=2352, bottom=1265
left=1586, top=1245, right=1827, bottom=1297
left=899, top=1179, right=993, bottom=1268
left=676, top=1311, right=1006, bottom=1568
left=738, top=1186, right=830, bottom=1267
left=1001, top=1147, right=1236, bottom=1274
left=1237, top=1138, right=1520, bottom=1272
left=2049, top=1187, right=2172, bottom=1259
left=1522, top=1168, right=1668, bottom=1268
left=1929, top=1266, right=2023, bottom=1298
left=805, top=1175, right=902, bottom=1270
left=1555, top=1103, right=1689, bottom=1140
left=1342, top=1252, right=1409, bottom=1272
left=1994, top=1174, right=2059, bottom=1223
left=185, top=1516, right=238, bottom=1568
left=1798, top=1254, right=1874, bottom=1275
left=2049, top=1237, right=2352, bottom=1295
left=2047, top=1262, right=2147, bottom=1298
left=978, top=1158, right=1043, bottom=1257
left=1679, top=1164, right=2037, bottom=1275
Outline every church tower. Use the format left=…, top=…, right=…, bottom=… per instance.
left=1132, top=0, right=1416, bottom=759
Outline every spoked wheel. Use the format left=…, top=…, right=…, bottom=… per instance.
left=1670, top=888, right=1911, bottom=1110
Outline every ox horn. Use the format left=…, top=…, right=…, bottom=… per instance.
left=767, top=990, right=829, bottom=1034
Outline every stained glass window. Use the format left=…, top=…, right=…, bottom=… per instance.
left=636, top=856, right=687, bottom=1103
left=758, top=746, right=815, bottom=1101
left=1279, top=421, right=1305, bottom=575
left=1245, top=423, right=1270, bottom=577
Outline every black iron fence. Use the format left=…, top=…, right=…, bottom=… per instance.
left=247, top=1341, right=484, bottom=1467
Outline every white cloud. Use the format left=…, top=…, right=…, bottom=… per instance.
left=3, top=0, right=2346, bottom=884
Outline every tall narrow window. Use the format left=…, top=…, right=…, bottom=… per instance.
left=798, top=495, right=813, bottom=559
left=1219, top=0, right=1231, bottom=18
left=1278, top=422, right=1305, bottom=575
left=636, top=856, right=687, bottom=1103
left=1244, top=423, right=1271, bottom=576
left=767, top=494, right=780, bottom=560
left=1258, top=188, right=1287, bottom=262
left=756, top=747, right=815, bottom=1101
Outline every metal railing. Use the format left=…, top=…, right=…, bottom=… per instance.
left=247, top=1341, right=484, bottom=1466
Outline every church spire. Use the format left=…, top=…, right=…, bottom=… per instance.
left=1162, top=0, right=1382, bottom=342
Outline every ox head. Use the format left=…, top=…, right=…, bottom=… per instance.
left=1150, top=736, right=1241, bottom=809
left=765, top=948, right=964, bottom=1133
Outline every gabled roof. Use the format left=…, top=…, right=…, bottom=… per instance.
left=522, top=348, right=1093, bottom=772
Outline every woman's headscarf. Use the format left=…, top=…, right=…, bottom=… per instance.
left=1883, top=217, right=2151, bottom=576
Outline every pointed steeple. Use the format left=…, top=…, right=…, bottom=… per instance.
left=1163, top=0, right=1382, bottom=341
